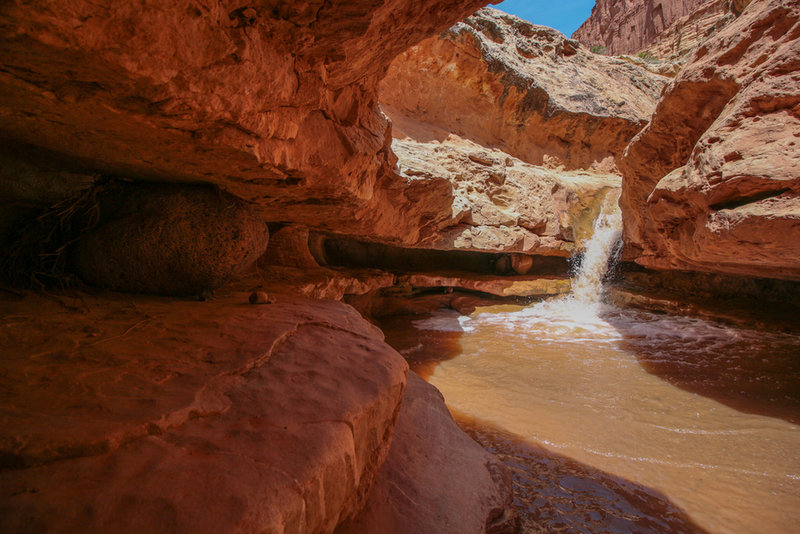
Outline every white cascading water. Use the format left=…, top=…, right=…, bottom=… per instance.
left=408, top=189, right=800, bottom=534
left=569, top=191, right=622, bottom=304
left=480, top=189, right=624, bottom=337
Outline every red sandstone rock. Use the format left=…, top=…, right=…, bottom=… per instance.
left=400, top=272, right=572, bottom=297
left=334, top=373, right=516, bottom=534
left=260, top=225, right=320, bottom=270
left=379, top=9, right=661, bottom=257
left=381, top=8, right=667, bottom=171
left=636, top=0, right=735, bottom=59
left=70, top=183, right=269, bottom=296
left=619, top=0, right=800, bottom=281
left=572, top=0, right=728, bottom=55
left=391, top=133, right=621, bottom=255
left=0, top=288, right=408, bottom=533
left=0, top=0, right=487, bottom=245
left=256, top=266, right=398, bottom=301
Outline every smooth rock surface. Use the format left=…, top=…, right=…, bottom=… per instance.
left=0, top=288, right=408, bottom=533
left=71, top=183, right=269, bottom=296
left=335, top=373, right=516, bottom=534
left=260, top=225, right=320, bottom=270
left=619, top=0, right=800, bottom=280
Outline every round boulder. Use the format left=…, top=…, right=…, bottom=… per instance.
left=71, top=183, right=268, bottom=296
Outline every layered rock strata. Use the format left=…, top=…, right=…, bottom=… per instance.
left=572, top=0, right=727, bottom=55
left=619, top=0, right=800, bottom=281
left=0, top=0, right=487, bottom=245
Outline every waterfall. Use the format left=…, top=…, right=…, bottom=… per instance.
left=570, top=191, right=622, bottom=304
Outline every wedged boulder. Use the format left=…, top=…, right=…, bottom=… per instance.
left=335, top=373, right=516, bottom=534
left=70, top=183, right=269, bottom=296
left=0, top=289, right=408, bottom=533
left=619, top=0, right=800, bottom=280
left=260, top=225, right=320, bottom=270
left=381, top=8, right=667, bottom=171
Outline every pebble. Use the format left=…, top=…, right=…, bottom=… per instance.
left=249, top=291, right=275, bottom=304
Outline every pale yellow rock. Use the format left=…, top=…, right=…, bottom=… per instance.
left=400, top=273, right=572, bottom=297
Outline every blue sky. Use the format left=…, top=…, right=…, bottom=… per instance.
left=490, top=0, right=596, bottom=37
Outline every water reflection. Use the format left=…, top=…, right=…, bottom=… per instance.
left=457, top=414, right=707, bottom=534
left=380, top=303, right=800, bottom=533
left=600, top=306, right=800, bottom=425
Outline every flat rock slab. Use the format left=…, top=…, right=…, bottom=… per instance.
left=335, top=373, right=515, bottom=534
left=401, top=272, right=572, bottom=297
left=0, top=287, right=408, bottom=533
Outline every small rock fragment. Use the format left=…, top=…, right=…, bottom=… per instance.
left=249, top=291, right=275, bottom=304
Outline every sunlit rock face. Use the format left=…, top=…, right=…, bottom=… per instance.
left=635, top=0, right=736, bottom=60
left=379, top=8, right=666, bottom=255
left=572, top=0, right=727, bottom=55
left=0, top=0, right=487, bottom=245
left=335, top=373, right=516, bottom=534
left=619, top=0, right=800, bottom=281
left=381, top=8, right=666, bottom=171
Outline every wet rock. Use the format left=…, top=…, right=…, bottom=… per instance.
left=70, top=184, right=268, bottom=296
left=335, top=373, right=516, bottom=534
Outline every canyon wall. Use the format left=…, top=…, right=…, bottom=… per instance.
left=382, top=9, right=665, bottom=170
left=572, top=0, right=731, bottom=56
left=0, top=1, right=525, bottom=533
left=0, top=0, right=487, bottom=246
left=379, top=8, right=667, bottom=257
left=619, top=0, right=800, bottom=281
left=637, top=0, right=735, bottom=59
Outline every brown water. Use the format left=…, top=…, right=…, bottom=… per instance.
left=378, top=196, right=800, bottom=533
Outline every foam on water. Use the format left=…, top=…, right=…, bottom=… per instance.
left=415, top=190, right=800, bottom=356
left=396, top=189, right=800, bottom=532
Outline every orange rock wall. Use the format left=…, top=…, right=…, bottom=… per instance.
left=381, top=9, right=667, bottom=171
left=619, top=0, right=800, bottom=280
left=0, top=0, right=487, bottom=244
left=572, top=0, right=723, bottom=55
